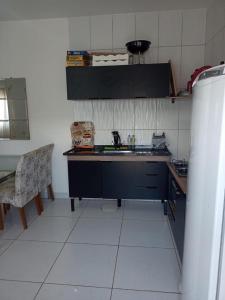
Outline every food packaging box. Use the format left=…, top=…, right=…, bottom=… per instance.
left=70, top=121, right=95, bottom=148
left=92, top=53, right=129, bottom=66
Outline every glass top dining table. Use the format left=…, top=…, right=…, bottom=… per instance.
left=0, top=155, right=20, bottom=183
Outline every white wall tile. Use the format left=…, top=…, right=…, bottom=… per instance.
left=213, top=1, right=225, bottom=36
left=93, top=100, right=114, bottom=129
left=158, top=46, right=181, bottom=89
left=118, top=129, right=135, bottom=145
left=205, top=4, right=215, bottom=42
left=69, top=17, right=90, bottom=50
left=157, top=129, right=178, bottom=158
left=157, top=99, right=179, bottom=130
left=135, top=12, right=159, bottom=47
left=159, top=10, right=182, bottom=46
left=204, top=41, right=213, bottom=65
left=113, top=100, right=134, bottom=130
left=178, top=130, right=191, bottom=160
left=181, top=45, right=205, bottom=89
left=212, top=30, right=224, bottom=66
left=73, top=100, right=93, bottom=121
left=178, top=99, right=192, bottom=130
left=113, top=14, right=135, bottom=49
left=144, top=47, right=158, bottom=63
left=182, top=9, right=206, bottom=45
left=135, top=99, right=157, bottom=129
left=95, top=130, right=113, bottom=145
left=90, top=15, right=113, bottom=50
left=135, top=130, right=155, bottom=145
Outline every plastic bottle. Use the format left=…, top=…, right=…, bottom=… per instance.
left=127, top=134, right=131, bottom=145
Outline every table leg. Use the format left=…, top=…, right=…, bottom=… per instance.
left=0, top=204, right=4, bottom=230
left=71, top=198, right=75, bottom=212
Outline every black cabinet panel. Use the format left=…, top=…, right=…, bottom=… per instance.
left=102, top=162, right=136, bottom=198
left=68, top=161, right=102, bottom=197
left=168, top=173, right=186, bottom=262
left=68, top=161, right=168, bottom=200
left=66, top=64, right=170, bottom=100
left=130, top=64, right=170, bottom=98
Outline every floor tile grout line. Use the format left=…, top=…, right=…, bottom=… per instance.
left=65, top=241, right=175, bottom=250
left=110, top=201, right=125, bottom=300
left=33, top=202, right=85, bottom=300
left=0, top=239, right=16, bottom=258
left=0, top=278, right=181, bottom=295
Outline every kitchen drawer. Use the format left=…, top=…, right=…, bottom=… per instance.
left=136, top=162, right=167, bottom=173
left=133, top=185, right=164, bottom=199
left=134, top=172, right=167, bottom=186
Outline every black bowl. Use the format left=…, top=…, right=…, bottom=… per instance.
left=126, top=40, right=151, bottom=54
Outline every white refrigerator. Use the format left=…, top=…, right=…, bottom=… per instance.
left=182, top=64, right=225, bottom=300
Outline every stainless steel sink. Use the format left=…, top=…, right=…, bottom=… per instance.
left=102, top=150, right=134, bottom=154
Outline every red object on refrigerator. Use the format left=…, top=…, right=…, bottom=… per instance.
left=187, top=66, right=212, bottom=93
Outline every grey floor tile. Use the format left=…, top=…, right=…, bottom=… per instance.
left=46, top=243, right=117, bottom=288
left=68, top=218, right=122, bottom=245
left=124, top=201, right=165, bottom=221
left=120, top=219, right=173, bottom=248
left=0, top=240, right=63, bottom=282
left=112, top=289, right=181, bottom=300
left=81, top=200, right=123, bottom=219
left=114, top=246, right=180, bottom=292
left=19, top=216, right=76, bottom=242
left=0, top=280, right=41, bottom=300
left=36, top=284, right=111, bottom=300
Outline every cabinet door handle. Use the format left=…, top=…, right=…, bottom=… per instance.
left=145, top=173, right=158, bottom=176
left=137, top=185, right=157, bottom=189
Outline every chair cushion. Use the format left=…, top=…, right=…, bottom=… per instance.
left=0, top=177, right=16, bottom=205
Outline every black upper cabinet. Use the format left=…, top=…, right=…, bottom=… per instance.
left=66, top=63, right=170, bottom=100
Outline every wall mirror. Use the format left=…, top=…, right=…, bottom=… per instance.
left=0, top=78, right=30, bottom=140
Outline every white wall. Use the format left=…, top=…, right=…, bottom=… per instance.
left=0, top=18, right=73, bottom=197
left=205, top=0, right=225, bottom=65
left=0, top=9, right=206, bottom=196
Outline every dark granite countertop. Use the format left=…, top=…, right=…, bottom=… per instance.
left=63, top=145, right=171, bottom=157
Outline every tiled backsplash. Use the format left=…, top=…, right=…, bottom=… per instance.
left=73, top=99, right=192, bottom=159
left=205, top=0, right=225, bottom=65
left=69, top=9, right=206, bottom=91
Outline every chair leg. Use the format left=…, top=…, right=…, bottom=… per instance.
left=3, top=204, right=8, bottom=215
left=47, top=184, right=54, bottom=201
left=0, top=204, right=4, bottom=230
left=18, top=207, right=28, bottom=229
left=37, top=193, right=44, bottom=212
left=34, top=195, right=42, bottom=215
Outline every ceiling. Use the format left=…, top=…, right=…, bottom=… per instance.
left=0, top=0, right=212, bottom=21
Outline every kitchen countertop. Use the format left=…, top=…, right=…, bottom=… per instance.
left=167, top=162, right=187, bottom=194
left=63, top=145, right=171, bottom=162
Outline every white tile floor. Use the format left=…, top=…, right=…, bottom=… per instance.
left=0, top=199, right=181, bottom=300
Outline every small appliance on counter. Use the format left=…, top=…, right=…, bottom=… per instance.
left=112, top=131, right=121, bottom=146
left=70, top=121, right=95, bottom=148
left=152, top=132, right=167, bottom=149
left=171, top=159, right=188, bottom=177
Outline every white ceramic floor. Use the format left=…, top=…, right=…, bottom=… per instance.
left=0, top=198, right=181, bottom=300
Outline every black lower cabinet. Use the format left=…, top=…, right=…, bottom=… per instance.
left=68, top=161, right=102, bottom=198
left=68, top=160, right=168, bottom=201
left=168, top=173, right=186, bottom=262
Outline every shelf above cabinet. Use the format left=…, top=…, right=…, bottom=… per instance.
left=66, top=63, right=170, bottom=100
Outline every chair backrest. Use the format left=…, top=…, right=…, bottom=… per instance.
left=36, top=144, right=54, bottom=192
left=14, top=150, right=38, bottom=207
